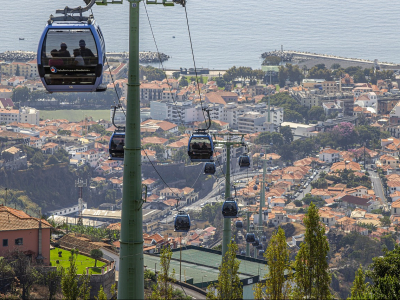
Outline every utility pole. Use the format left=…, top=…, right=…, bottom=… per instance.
left=213, top=133, right=246, bottom=260
left=4, top=188, right=7, bottom=206
left=245, top=211, right=251, bottom=256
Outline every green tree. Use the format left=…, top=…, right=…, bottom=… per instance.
left=308, top=106, right=325, bottom=122
left=380, top=216, right=391, bottom=227
left=348, top=265, right=369, bottom=300
left=307, top=64, right=333, bottom=81
left=31, top=151, right=46, bottom=167
left=46, top=155, right=59, bottom=165
left=95, top=285, right=107, bottom=300
left=215, top=76, right=226, bottom=88
left=331, top=63, right=341, bottom=70
left=353, top=70, right=366, bottom=83
left=61, top=250, right=91, bottom=300
left=10, top=250, right=42, bottom=300
left=364, top=245, right=400, bottom=299
left=292, top=202, right=332, bottom=299
left=90, top=249, right=103, bottom=268
left=280, top=125, right=293, bottom=144
left=253, top=227, right=292, bottom=299
left=179, top=76, right=188, bottom=87
left=139, top=65, right=165, bottom=81
left=90, top=124, right=106, bottom=135
left=12, top=86, right=30, bottom=102
left=284, top=109, right=303, bottom=122
left=151, top=246, right=175, bottom=300
left=262, top=55, right=281, bottom=66
left=15, top=64, right=21, bottom=76
left=172, top=71, right=180, bottom=79
left=46, top=268, right=63, bottom=300
left=207, top=240, right=242, bottom=299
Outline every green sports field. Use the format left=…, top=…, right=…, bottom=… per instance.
left=40, top=110, right=110, bottom=122
left=50, top=247, right=106, bottom=274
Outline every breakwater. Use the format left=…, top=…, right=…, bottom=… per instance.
left=261, top=50, right=397, bottom=67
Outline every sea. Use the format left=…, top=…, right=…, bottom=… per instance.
left=1, top=0, right=399, bottom=70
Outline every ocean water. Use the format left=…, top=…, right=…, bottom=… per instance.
left=1, top=0, right=399, bottom=69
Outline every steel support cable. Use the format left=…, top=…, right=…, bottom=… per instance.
left=142, top=1, right=190, bottom=129
left=183, top=4, right=207, bottom=125
left=142, top=1, right=207, bottom=191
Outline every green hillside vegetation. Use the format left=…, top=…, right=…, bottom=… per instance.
left=0, top=146, right=113, bottom=213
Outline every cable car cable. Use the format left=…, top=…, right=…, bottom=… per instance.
left=183, top=4, right=208, bottom=125
left=142, top=1, right=191, bottom=129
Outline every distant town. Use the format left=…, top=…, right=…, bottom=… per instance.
left=2, top=48, right=400, bottom=298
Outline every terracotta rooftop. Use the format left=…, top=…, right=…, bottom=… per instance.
left=0, top=205, right=51, bottom=231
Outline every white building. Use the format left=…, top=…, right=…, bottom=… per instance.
left=354, top=92, right=377, bottom=108
left=19, top=107, right=39, bottom=125
left=280, top=122, right=316, bottom=138
left=237, top=112, right=267, bottom=133
left=319, top=147, right=341, bottom=163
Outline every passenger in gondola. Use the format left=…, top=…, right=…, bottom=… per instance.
left=48, top=49, right=63, bottom=66
left=79, top=39, right=95, bottom=64
left=58, top=42, right=71, bottom=58
left=116, top=140, right=124, bottom=151
left=201, top=142, right=208, bottom=150
left=73, top=49, right=85, bottom=66
left=192, top=142, right=200, bottom=150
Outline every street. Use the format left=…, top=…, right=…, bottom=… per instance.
left=369, top=170, right=387, bottom=208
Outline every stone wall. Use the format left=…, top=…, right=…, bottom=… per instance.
left=87, top=266, right=116, bottom=299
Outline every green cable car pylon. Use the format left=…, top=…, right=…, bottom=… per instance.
left=93, top=1, right=186, bottom=299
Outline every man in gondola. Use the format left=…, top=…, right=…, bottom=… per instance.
left=58, top=43, right=71, bottom=58
left=192, top=142, right=200, bottom=150
left=116, top=140, right=124, bottom=151
left=78, top=39, right=95, bottom=64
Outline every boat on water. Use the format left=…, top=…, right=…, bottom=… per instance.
left=172, top=36, right=175, bottom=38
left=19, top=38, right=25, bottom=40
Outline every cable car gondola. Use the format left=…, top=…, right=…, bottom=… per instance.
left=174, top=211, right=191, bottom=232
left=235, top=220, right=243, bottom=228
left=38, top=3, right=106, bottom=93
left=258, top=250, right=264, bottom=256
left=252, top=238, right=260, bottom=247
left=188, top=109, right=214, bottom=162
left=204, top=162, right=216, bottom=175
left=109, top=130, right=125, bottom=160
left=109, top=105, right=125, bottom=160
left=188, top=130, right=214, bottom=162
left=253, top=185, right=258, bottom=191
left=222, top=198, right=238, bottom=218
left=246, top=233, right=255, bottom=243
left=256, top=244, right=263, bottom=250
left=238, top=153, right=251, bottom=168
left=240, top=251, right=246, bottom=256
left=262, top=235, right=267, bottom=242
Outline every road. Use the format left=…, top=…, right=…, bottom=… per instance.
left=369, top=170, right=387, bottom=208
left=294, top=167, right=325, bottom=200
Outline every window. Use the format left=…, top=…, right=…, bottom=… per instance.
left=15, top=238, right=23, bottom=245
left=3, top=239, right=8, bottom=247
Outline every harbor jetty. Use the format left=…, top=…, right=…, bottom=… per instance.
left=260, top=50, right=399, bottom=70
